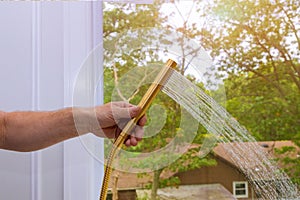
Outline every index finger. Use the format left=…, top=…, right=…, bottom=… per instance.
left=112, top=101, right=135, bottom=108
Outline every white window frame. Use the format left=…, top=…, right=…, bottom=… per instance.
left=233, top=181, right=249, bottom=198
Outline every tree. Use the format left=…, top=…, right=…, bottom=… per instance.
left=103, top=2, right=217, bottom=199
left=222, top=70, right=300, bottom=141
left=197, top=0, right=300, bottom=141
left=200, top=0, right=300, bottom=90
left=196, top=0, right=300, bottom=186
left=274, top=143, right=300, bottom=185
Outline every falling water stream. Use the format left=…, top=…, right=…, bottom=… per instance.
left=160, top=69, right=299, bottom=199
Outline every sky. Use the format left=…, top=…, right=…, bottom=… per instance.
left=160, top=0, right=202, bottom=28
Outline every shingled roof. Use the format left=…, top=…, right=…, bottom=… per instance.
left=213, top=140, right=299, bottom=170
left=108, top=140, right=299, bottom=189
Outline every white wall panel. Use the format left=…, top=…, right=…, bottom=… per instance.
left=32, top=2, right=65, bottom=200
left=0, top=2, right=33, bottom=111
left=0, top=2, right=103, bottom=200
left=0, top=2, right=34, bottom=200
left=62, top=2, right=103, bottom=200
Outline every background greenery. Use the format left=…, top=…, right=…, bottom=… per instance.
left=103, top=0, right=300, bottom=198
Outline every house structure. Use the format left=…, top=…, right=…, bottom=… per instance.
left=109, top=140, right=299, bottom=200
left=176, top=141, right=299, bottom=199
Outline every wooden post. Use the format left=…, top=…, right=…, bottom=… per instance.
left=112, top=172, right=119, bottom=200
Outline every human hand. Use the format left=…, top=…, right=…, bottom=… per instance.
left=91, top=102, right=146, bottom=146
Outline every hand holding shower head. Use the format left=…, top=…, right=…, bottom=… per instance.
left=100, top=59, right=177, bottom=200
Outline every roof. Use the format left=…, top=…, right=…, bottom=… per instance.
left=108, top=141, right=299, bottom=189
left=213, top=140, right=299, bottom=170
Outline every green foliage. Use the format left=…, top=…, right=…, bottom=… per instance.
left=224, top=70, right=300, bottom=141
left=159, top=176, right=180, bottom=188
left=274, top=145, right=300, bottom=185
left=196, top=0, right=300, bottom=140
left=197, top=0, right=300, bottom=186
left=136, top=195, right=150, bottom=200
left=103, top=2, right=164, bottom=39
left=103, top=2, right=218, bottom=199
left=103, top=0, right=300, bottom=196
left=167, top=146, right=217, bottom=173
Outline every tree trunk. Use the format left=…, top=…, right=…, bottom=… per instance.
left=151, top=169, right=163, bottom=200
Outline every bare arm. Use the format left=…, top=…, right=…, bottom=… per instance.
left=0, top=108, right=78, bottom=152
left=0, top=102, right=146, bottom=152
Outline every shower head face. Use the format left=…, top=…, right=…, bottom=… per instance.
left=134, top=59, right=177, bottom=122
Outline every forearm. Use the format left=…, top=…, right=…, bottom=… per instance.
left=0, top=108, right=79, bottom=152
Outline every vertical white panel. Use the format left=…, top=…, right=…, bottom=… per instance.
left=0, top=2, right=103, bottom=200
left=0, top=2, right=33, bottom=200
left=32, top=2, right=65, bottom=200
left=63, top=2, right=103, bottom=200
left=0, top=2, right=33, bottom=111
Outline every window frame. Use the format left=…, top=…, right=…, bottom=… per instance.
left=233, top=181, right=249, bottom=198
